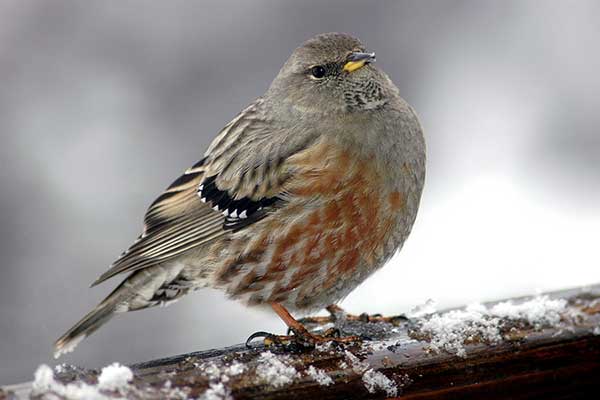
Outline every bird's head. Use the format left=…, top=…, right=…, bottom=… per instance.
left=266, top=32, right=396, bottom=115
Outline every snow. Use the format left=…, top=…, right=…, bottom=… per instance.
left=489, top=296, right=567, bottom=328
left=416, top=295, right=572, bottom=357
left=362, top=369, right=398, bottom=397
left=32, top=364, right=107, bottom=400
left=343, top=350, right=398, bottom=395
left=417, top=303, right=502, bottom=357
left=255, top=351, right=299, bottom=387
left=199, top=382, right=232, bottom=400
left=54, top=334, right=85, bottom=359
left=197, top=361, right=222, bottom=381
left=306, top=365, right=333, bottom=386
left=344, top=350, right=369, bottom=373
left=97, top=363, right=133, bottom=391
left=54, top=364, right=67, bottom=374
left=408, top=299, right=438, bottom=318
left=31, top=363, right=189, bottom=399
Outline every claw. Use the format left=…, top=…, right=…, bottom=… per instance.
left=322, top=327, right=341, bottom=338
left=245, top=331, right=276, bottom=348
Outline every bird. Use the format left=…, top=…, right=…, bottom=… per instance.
left=54, top=32, right=426, bottom=358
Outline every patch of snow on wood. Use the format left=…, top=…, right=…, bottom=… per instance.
left=199, top=382, right=232, bottom=400
left=306, top=365, right=333, bottom=386
left=489, top=295, right=567, bottom=328
left=343, top=350, right=398, bottom=395
left=97, top=363, right=133, bottom=391
left=362, top=369, right=398, bottom=397
left=32, top=364, right=108, bottom=399
left=416, top=295, right=572, bottom=357
left=255, top=351, right=299, bottom=387
left=31, top=363, right=189, bottom=400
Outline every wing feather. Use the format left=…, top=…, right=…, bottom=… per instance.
left=91, top=99, right=319, bottom=286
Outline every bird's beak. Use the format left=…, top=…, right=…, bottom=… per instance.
left=343, top=52, right=376, bottom=73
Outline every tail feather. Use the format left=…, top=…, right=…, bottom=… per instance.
left=54, top=304, right=116, bottom=359
left=54, top=263, right=186, bottom=358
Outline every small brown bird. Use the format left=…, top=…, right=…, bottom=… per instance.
left=54, top=32, right=426, bottom=357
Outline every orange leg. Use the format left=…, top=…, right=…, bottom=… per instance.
left=246, top=303, right=361, bottom=349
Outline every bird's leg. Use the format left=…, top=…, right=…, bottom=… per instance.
left=246, top=303, right=361, bottom=350
left=298, top=304, right=408, bottom=327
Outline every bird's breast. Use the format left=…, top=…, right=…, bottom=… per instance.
left=212, top=139, right=421, bottom=310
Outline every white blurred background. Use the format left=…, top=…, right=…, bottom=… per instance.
left=1, top=0, right=599, bottom=384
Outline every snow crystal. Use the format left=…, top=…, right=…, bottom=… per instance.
left=344, top=350, right=369, bottom=373
left=344, top=350, right=398, bottom=395
left=255, top=351, right=299, bottom=387
left=408, top=299, right=438, bottom=318
left=490, top=295, right=567, bottom=328
left=362, top=369, right=398, bottom=397
left=192, top=359, right=248, bottom=398
left=315, top=341, right=336, bottom=352
left=97, top=363, right=133, bottom=391
left=417, top=303, right=501, bottom=357
left=199, top=382, right=231, bottom=400
left=224, top=361, right=245, bottom=376
left=54, top=363, right=70, bottom=374
left=198, top=361, right=222, bottom=381
left=306, top=365, right=333, bottom=386
left=160, top=380, right=190, bottom=399
left=416, top=295, right=571, bottom=357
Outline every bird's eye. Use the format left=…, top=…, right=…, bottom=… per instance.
left=310, top=65, right=326, bottom=79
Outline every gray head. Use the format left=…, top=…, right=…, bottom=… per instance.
left=266, top=33, right=399, bottom=115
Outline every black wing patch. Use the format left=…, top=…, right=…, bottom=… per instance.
left=198, top=175, right=281, bottom=232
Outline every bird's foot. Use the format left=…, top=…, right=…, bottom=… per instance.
left=246, top=325, right=361, bottom=351
left=246, top=302, right=363, bottom=351
left=298, top=304, right=408, bottom=327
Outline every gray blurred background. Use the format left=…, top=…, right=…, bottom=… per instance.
left=1, top=0, right=599, bottom=384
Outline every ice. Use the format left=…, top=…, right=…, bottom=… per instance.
left=362, top=369, right=398, bottom=397
left=97, top=363, right=133, bottom=391
left=255, top=351, right=299, bottom=387
left=306, top=365, right=333, bottom=386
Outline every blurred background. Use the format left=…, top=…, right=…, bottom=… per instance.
left=1, top=0, right=599, bottom=384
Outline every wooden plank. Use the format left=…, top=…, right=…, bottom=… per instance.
left=2, top=284, right=600, bottom=399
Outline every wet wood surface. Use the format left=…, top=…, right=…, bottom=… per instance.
left=2, top=284, right=600, bottom=399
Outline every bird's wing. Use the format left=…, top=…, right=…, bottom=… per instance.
left=92, top=100, right=320, bottom=286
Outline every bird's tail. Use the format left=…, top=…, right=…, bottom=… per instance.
left=54, top=302, right=117, bottom=359
left=54, top=263, right=186, bottom=359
